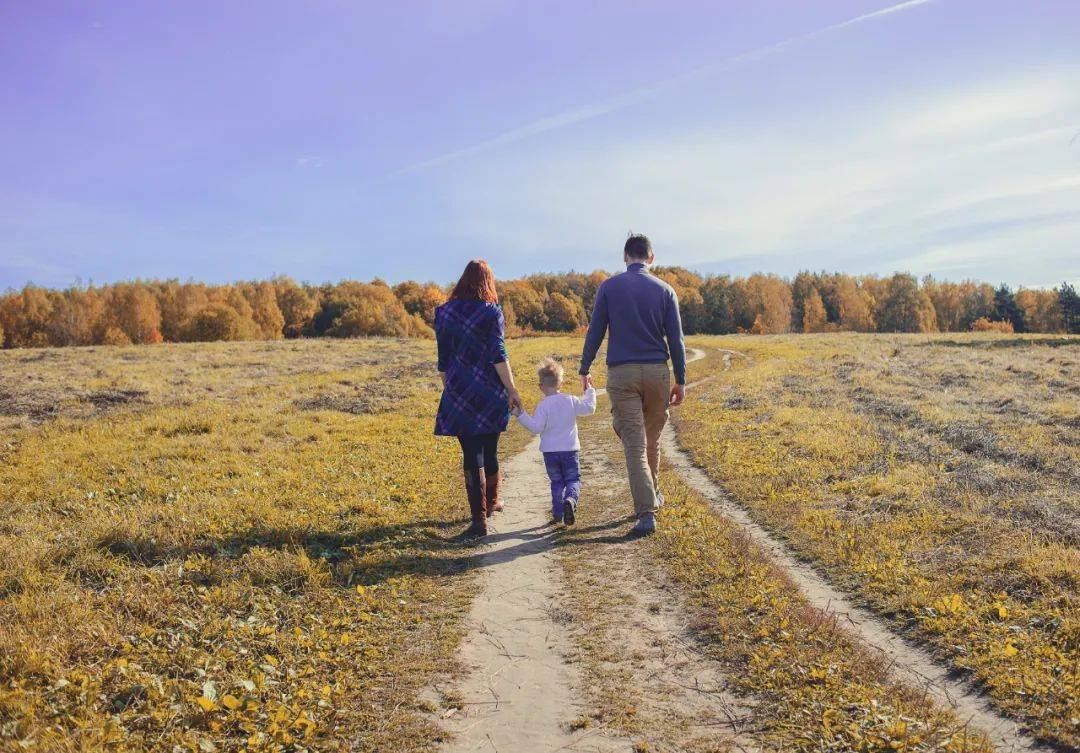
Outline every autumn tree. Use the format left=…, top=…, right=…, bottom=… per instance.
left=736, top=274, right=792, bottom=334
left=319, top=282, right=431, bottom=338
left=210, top=286, right=260, bottom=339
left=958, top=281, right=996, bottom=330
left=105, top=284, right=163, bottom=343
left=923, top=277, right=964, bottom=332
left=182, top=303, right=246, bottom=342
left=246, top=282, right=285, bottom=339
left=1015, top=288, right=1063, bottom=333
left=101, top=325, right=133, bottom=346
left=834, top=276, right=875, bottom=332
left=44, top=287, right=104, bottom=346
left=0, top=267, right=1070, bottom=350
left=802, top=287, right=829, bottom=333
left=498, top=280, right=546, bottom=331
left=274, top=278, right=317, bottom=338
left=656, top=267, right=707, bottom=334
left=156, top=282, right=208, bottom=342
left=543, top=292, right=584, bottom=332
left=0, top=286, right=54, bottom=347
left=876, top=273, right=937, bottom=333
left=394, top=281, right=447, bottom=326
left=790, top=272, right=818, bottom=331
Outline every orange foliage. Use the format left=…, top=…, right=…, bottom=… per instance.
left=0, top=268, right=1070, bottom=349
left=970, top=317, right=1014, bottom=333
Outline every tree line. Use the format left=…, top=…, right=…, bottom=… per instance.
left=1, top=270, right=1078, bottom=349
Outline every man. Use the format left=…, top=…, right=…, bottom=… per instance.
left=579, top=234, right=686, bottom=535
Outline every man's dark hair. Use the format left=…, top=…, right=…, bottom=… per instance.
left=624, top=233, right=652, bottom=261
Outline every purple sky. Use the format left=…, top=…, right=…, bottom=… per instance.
left=2, top=1, right=1078, bottom=290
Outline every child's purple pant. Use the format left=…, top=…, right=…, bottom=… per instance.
left=543, top=450, right=580, bottom=518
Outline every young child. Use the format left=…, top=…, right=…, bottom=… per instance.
left=513, top=358, right=597, bottom=525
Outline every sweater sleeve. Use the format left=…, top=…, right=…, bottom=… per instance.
left=664, top=289, right=687, bottom=385
left=574, top=387, right=597, bottom=416
left=579, top=285, right=608, bottom=376
left=515, top=403, right=546, bottom=434
left=490, top=305, right=508, bottom=364
left=435, top=316, right=450, bottom=372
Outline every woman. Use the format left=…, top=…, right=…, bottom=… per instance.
left=435, top=260, right=523, bottom=537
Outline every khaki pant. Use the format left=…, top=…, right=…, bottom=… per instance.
left=607, top=363, right=670, bottom=519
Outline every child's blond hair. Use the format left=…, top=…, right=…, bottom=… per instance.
left=537, top=357, right=564, bottom=389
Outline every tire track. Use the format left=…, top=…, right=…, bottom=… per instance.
left=670, top=347, right=1048, bottom=752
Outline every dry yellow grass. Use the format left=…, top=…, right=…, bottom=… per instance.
left=554, top=386, right=995, bottom=753
left=3, top=333, right=1074, bottom=751
left=0, top=336, right=577, bottom=752
left=677, top=333, right=1079, bottom=749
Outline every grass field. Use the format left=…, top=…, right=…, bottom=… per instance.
left=0, top=337, right=577, bottom=752
left=678, top=333, right=1079, bottom=749
left=1, top=333, right=1076, bottom=751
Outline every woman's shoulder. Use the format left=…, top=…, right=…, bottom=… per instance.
left=439, top=298, right=500, bottom=308
left=437, top=299, right=502, bottom=320
left=474, top=301, right=503, bottom=319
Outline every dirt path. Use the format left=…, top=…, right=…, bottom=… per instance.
left=558, top=440, right=760, bottom=753
left=437, top=435, right=627, bottom=752
left=669, top=348, right=1047, bottom=753
left=437, top=351, right=723, bottom=752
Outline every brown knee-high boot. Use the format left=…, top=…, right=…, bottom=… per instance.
left=485, top=472, right=502, bottom=517
left=463, top=469, right=488, bottom=537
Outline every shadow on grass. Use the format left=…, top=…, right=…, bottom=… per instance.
left=93, top=512, right=642, bottom=588
left=341, top=514, right=639, bottom=581
left=96, top=517, right=460, bottom=566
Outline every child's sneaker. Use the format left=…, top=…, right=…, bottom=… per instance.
left=563, top=497, right=577, bottom=526
left=550, top=515, right=564, bottom=527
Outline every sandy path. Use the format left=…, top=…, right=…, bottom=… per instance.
left=670, top=348, right=1047, bottom=753
left=438, top=436, right=627, bottom=752
left=439, top=347, right=733, bottom=752
left=560, top=440, right=760, bottom=753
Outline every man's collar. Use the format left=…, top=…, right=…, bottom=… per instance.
left=626, top=262, right=649, bottom=272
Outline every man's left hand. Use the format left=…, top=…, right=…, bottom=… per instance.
left=669, top=384, right=685, bottom=406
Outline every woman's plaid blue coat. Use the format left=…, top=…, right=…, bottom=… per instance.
left=434, top=299, right=511, bottom=437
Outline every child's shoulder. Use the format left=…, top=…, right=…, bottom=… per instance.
left=538, top=392, right=569, bottom=406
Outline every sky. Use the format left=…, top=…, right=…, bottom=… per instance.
left=2, top=0, right=1079, bottom=291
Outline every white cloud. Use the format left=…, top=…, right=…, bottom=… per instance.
left=892, top=77, right=1077, bottom=143
left=440, top=70, right=1080, bottom=286
left=399, top=0, right=938, bottom=174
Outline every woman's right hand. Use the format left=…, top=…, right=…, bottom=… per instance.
left=507, top=388, right=524, bottom=414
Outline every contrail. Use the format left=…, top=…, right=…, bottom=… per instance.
left=398, top=0, right=937, bottom=174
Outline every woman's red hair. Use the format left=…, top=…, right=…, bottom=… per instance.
left=449, top=259, right=499, bottom=304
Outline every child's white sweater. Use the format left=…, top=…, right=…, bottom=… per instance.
left=516, top=387, right=597, bottom=452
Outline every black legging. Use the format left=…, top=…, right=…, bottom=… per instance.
left=458, top=433, right=500, bottom=476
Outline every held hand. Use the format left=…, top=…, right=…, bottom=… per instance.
left=508, top=389, right=524, bottom=414
left=580, top=374, right=593, bottom=392
left=669, top=384, right=685, bottom=407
